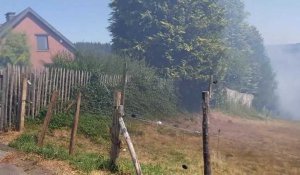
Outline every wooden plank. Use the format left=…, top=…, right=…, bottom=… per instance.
left=63, top=69, right=68, bottom=104
left=48, top=68, right=53, bottom=104
left=79, top=70, right=82, bottom=85
left=60, top=69, right=66, bottom=111
left=0, top=66, right=7, bottom=131
left=82, top=71, right=86, bottom=87
left=69, top=92, right=81, bottom=155
left=11, top=67, right=19, bottom=127
left=40, top=71, right=45, bottom=109
left=53, top=68, right=58, bottom=114
left=36, top=71, right=42, bottom=115
left=81, top=71, right=85, bottom=86
left=19, top=75, right=28, bottom=132
left=66, top=70, right=71, bottom=101
left=66, top=69, right=70, bottom=101
left=3, top=65, right=11, bottom=131
left=69, top=70, right=73, bottom=99
left=53, top=68, right=57, bottom=91
left=32, top=69, right=37, bottom=118
left=26, top=69, right=32, bottom=118
left=59, top=68, right=63, bottom=111
left=8, top=65, right=14, bottom=128
left=72, top=70, right=76, bottom=98
left=44, top=68, right=49, bottom=107
left=37, top=91, right=58, bottom=147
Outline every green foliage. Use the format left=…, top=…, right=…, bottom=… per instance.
left=125, top=62, right=178, bottom=116
left=109, top=0, right=228, bottom=80
left=77, top=114, right=111, bottom=143
left=221, top=0, right=278, bottom=112
left=109, top=0, right=279, bottom=114
left=30, top=111, right=112, bottom=143
left=75, top=42, right=111, bottom=56
left=49, top=113, right=73, bottom=130
left=80, top=75, right=114, bottom=116
left=50, top=54, right=179, bottom=117
left=0, top=32, right=30, bottom=66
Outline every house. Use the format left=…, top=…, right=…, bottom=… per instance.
left=0, top=7, right=75, bottom=69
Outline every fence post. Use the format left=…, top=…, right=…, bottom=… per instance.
left=202, top=91, right=211, bottom=175
left=69, top=92, right=81, bottom=155
left=208, top=75, right=213, bottom=99
left=110, top=91, right=122, bottom=168
left=37, top=91, right=58, bottom=147
left=121, top=62, right=127, bottom=106
left=18, top=75, right=28, bottom=132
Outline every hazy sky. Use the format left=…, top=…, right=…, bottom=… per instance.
left=244, top=0, right=300, bottom=45
left=1, top=0, right=300, bottom=45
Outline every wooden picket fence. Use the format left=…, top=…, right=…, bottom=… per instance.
left=0, top=64, right=123, bottom=132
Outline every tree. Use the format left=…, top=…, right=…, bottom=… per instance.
left=0, top=32, right=30, bottom=66
left=221, top=0, right=278, bottom=112
left=109, top=0, right=228, bottom=80
left=109, top=0, right=278, bottom=113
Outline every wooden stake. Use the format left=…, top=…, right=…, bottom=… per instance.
left=208, top=75, right=213, bottom=99
left=18, top=75, right=28, bottom=132
left=109, top=91, right=121, bottom=168
left=8, top=66, right=14, bottom=128
left=69, top=92, right=81, bottom=155
left=202, top=91, right=211, bottom=175
left=217, top=129, right=221, bottom=158
left=37, top=91, right=58, bottom=147
left=121, top=62, right=127, bottom=106
left=0, top=67, right=7, bottom=131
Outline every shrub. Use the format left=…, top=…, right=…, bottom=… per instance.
left=50, top=54, right=179, bottom=117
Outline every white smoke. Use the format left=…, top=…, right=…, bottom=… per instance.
left=267, top=44, right=300, bottom=119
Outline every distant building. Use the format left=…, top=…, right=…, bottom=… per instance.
left=0, top=7, right=75, bottom=69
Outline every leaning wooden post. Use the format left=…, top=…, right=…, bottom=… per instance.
left=118, top=105, right=142, bottom=175
left=37, top=91, right=58, bottom=147
left=109, top=91, right=122, bottom=168
left=69, top=92, right=81, bottom=155
left=202, top=91, right=211, bottom=175
left=19, top=75, right=28, bottom=132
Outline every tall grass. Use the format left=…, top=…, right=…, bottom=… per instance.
left=218, top=101, right=264, bottom=119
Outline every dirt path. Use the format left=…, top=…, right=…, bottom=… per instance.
left=0, top=143, right=53, bottom=175
left=0, top=132, right=78, bottom=175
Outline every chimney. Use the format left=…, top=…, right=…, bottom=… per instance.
left=5, top=12, right=16, bottom=22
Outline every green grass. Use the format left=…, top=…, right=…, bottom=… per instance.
left=11, top=112, right=166, bottom=174
left=27, top=112, right=112, bottom=143
left=9, top=132, right=165, bottom=174
left=9, top=133, right=109, bottom=173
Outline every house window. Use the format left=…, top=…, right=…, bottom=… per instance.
left=36, top=35, right=49, bottom=51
